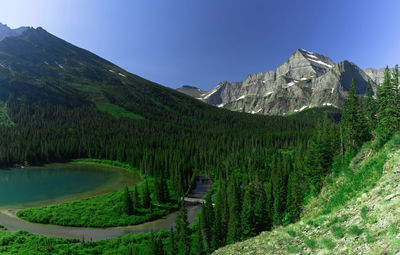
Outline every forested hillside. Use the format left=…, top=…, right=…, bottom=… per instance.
left=213, top=67, right=399, bottom=254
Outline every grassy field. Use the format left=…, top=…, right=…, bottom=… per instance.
left=95, top=101, right=145, bottom=120
left=17, top=159, right=178, bottom=227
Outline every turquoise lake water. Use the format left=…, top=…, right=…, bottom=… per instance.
left=0, top=163, right=116, bottom=206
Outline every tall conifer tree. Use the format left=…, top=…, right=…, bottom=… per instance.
left=376, top=67, right=398, bottom=141
left=175, top=200, right=190, bottom=255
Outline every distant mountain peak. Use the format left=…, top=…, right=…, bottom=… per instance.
left=181, top=85, right=200, bottom=90
left=176, top=85, right=207, bottom=98
left=0, top=22, right=29, bottom=42
left=180, top=49, right=378, bottom=115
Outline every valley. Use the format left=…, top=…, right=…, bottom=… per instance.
left=0, top=7, right=399, bottom=254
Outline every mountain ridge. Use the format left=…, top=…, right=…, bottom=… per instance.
left=0, top=23, right=29, bottom=42
left=177, top=49, right=391, bottom=115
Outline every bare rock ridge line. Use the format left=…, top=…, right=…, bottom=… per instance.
left=177, top=49, right=396, bottom=115
left=0, top=23, right=29, bottom=42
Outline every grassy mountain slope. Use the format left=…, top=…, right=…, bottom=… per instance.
left=213, top=132, right=400, bottom=254
left=0, top=26, right=226, bottom=121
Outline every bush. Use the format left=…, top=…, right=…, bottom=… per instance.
left=321, top=238, right=336, bottom=250
left=304, top=237, right=316, bottom=249
left=331, top=225, right=344, bottom=239
left=348, top=225, right=363, bottom=236
left=360, top=206, right=368, bottom=221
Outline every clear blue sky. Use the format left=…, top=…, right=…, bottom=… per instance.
left=1, top=0, right=399, bottom=90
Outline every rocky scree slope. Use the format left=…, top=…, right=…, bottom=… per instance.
left=213, top=133, right=400, bottom=254
left=178, top=49, right=382, bottom=115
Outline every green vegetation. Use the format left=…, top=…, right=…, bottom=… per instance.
left=320, top=238, right=335, bottom=250
left=214, top=67, right=399, bottom=254
left=213, top=133, right=400, bottom=254
left=0, top=102, right=14, bottom=127
left=331, top=225, right=344, bottom=239
left=360, top=205, right=368, bottom=221
left=95, top=101, right=145, bottom=120
left=17, top=159, right=178, bottom=227
left=0, top=230, right=170, bottom=254
left=17, top=182, right=177, bottom=227
left=348, top=225, right=363, bottom=236
left=1, top=27, right=399, bottom=254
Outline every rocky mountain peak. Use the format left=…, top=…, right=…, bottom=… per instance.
left=0, top=22, right=29, bottom=42
left=178, top=49, right=383, bottom=115
left=275, top=49, right=335, bottom=80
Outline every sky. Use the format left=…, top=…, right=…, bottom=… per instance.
left=1, top=0, right=399, bottom=90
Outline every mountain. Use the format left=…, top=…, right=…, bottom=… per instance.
left=0, top=26, right=217, bottom=121
left=0, top=24, right=319, bottom=180
left=363, top=67, right=395, bottom=85
left=181, top=49, right=378, bottom=115
left=176, top=85, right=207, bottom=98
left=0, top=23, right=28, bottom=41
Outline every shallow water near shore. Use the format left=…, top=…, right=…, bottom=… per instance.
left=0, top=163, right=141, bottom=208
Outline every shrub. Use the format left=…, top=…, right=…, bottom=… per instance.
left=331, top=225, right=345, bottom=239
left=360, top=206, right=368, bottom=221
left=304, top=237, right=316, bottom=249
left=321, top=238, right=336, bottom=250
left=348, top=225, right=363, bottom=236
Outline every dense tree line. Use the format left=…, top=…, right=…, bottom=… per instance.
left=342, top=66, right=399, bottom=152
left=0, top=94, right=322, bottom=196
left=190, top=67, right=400, bottom=254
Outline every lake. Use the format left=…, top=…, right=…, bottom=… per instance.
left=0, top=163, right=139, bottom=207
left=0, top=174, right=211, bottom=240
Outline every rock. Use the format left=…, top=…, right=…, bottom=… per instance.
left=180, top=49, right=385, bottom=115
left=176, top=85, right=207, bottom=98
left=0, top=22, right=29, bottom=42
left=384, top=193, right=400, bottom=201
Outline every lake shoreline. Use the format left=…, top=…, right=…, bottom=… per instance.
left=0, top=176, right=211, bottom=240
left=0, top=162, right=141, bottom=211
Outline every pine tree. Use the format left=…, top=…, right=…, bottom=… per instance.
left=155, top=179, right=162, bottom=204
left=392, top=65, right=400, bottom=130
left=341, top=79, right=369, bottom=151
left=271, top=154, right=288, bottom=226
left=200, top=194, right=213, bottom=251
left=286, top=169, right=303, bottom=222
left=365, top=80, right=376, bottom=133
left=264, top=181, right=274, bottom=230
left=175, top=200, right=190, bottom=255
left=123, top=187, right=134, bottom=215
left=240, top=183, right=256, bottom=239
left=196, top=220, right=206, bottom=255
left=149, top=231, right=164, bottom=255
left=253, top=181, right=268, bottom=233
left=376, top=67, right=398, bottom=141
left=167, top=228, right=176, bottom=255
left=226, top=175, right=241, bottom=244
left=160, top=172, right=170, bottom=203
left=132, top=185, right=141, bottom=208
left=142, top=180, right=151, bottom=209
left=211, top=183, right=227, bottom=250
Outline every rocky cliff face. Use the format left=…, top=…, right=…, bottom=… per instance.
left=178, top=49, right=386, bottom=115
left=363, top=67, right=397, bottom=85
